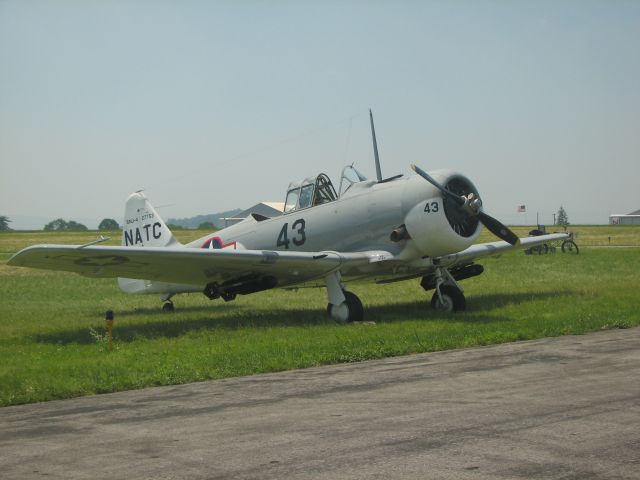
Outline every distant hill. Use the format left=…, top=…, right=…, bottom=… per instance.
left=167, top=209, right=243, bottom=229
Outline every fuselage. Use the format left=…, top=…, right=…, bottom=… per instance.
left=186, top=171, right=483, bottom=261
left=117, top=169, right=484, bottom=296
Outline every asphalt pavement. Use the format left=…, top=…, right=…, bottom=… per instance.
left=1, top=327, right=639, bottom=479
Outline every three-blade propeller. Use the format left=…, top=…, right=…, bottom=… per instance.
left=410, top=164, right=519, bottom=245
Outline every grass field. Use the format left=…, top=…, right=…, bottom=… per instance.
left=1, top=226, right=639, bottom=406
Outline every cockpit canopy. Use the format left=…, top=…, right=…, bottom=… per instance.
left=283, top=166, right=368, bottom=213
left=284, top=173, right=338, bottom=213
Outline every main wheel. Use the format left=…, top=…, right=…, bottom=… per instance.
left=431, top=285, right=466, bottom=312
left=222, top=292, right=237, bottom=302
left=561, top=240, right=579, bottom=254
left=162, top=301, right=175, bottom=312
left=327, top=290, right=364, bottom=322
left=531, top=244, right=548, bottom=255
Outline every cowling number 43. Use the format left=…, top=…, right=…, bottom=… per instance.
left=424, top=201, right=439, bottom=213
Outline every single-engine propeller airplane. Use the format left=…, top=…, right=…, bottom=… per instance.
left=9, top=111, right=568, bottom=321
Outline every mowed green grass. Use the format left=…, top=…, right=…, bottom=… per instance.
left=1, top=227, right=639, bottom=406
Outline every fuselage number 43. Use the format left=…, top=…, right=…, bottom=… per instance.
left=277, top=219, right=306, bottom=249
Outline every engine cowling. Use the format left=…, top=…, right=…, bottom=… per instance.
left=403, top=173, right=482, bottom=257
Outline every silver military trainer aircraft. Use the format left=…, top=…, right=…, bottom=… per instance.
left=8, top=114, right=567, bottom=321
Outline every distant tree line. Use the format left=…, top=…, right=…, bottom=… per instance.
left=44, top=219, right=88, bottom=231
left=41, top=218, right=121, bottom=231
left=198, top=221, right=216, bottom=230
left=98, top=218, right=120, bottom=230
left=166, top=223, right=185, bottom=230
left=1, top=216, right=123, bottom=231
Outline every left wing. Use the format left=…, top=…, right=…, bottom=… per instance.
left=7, top=233, right=569, bottom=289
left=7, top=244, right=393, bottom=288
left=438, top=233, right=570, bottom=266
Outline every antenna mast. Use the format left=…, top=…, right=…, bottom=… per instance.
left=369, top=109, right=382, bottom=182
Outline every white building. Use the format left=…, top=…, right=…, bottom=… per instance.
left=609, top=209, right=640, bottom=225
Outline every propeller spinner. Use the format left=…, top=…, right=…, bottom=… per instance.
left=410, top=164, right=519, bottom=245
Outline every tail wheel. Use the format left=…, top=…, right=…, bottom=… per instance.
left=431, top=285, right=466, bottom=312
left=561, top=240, right=579, bottom=254
left=327, top=290, right=364, bottom=322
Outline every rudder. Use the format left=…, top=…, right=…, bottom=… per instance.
left=121, top=191, right=180, bottom=247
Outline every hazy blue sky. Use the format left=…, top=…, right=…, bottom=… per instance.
left=1, top=0, right=639, bottom=228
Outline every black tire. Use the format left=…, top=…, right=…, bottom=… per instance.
left=343, top=291, right=364, bottom=322
left=561, top=240, right=579, bottom=254
left=431, top=285, right=466, bottom=312
left=532, top=243, right=548, bottom=255
left=162, top=302, right=175, bottom=312
left=327, top=290, right=364, bottom=322
left=222, top=292, right=237, bottom=302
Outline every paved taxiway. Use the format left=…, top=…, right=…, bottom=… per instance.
left=1, top=328, right=639, bottom=479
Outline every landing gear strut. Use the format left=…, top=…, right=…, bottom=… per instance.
left=161, top=293, right=175, bottom=312
left=325, top=272, right=364, bottom=322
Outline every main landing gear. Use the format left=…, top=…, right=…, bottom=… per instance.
left=325, top=272, right=364, bottom=322
left=430, top=284, right=466, bottom=312
left=161, top=293, right=175, bottom=313
left=422, top=266, right=467, bottom=313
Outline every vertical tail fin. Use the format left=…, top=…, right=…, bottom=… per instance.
left=121, top=191, right=180, bottom=247
left=118, top=191, right=182, bottom=295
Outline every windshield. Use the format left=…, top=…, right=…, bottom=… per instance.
left=339, top=165, right=367, bottom=196
left=298, top=184, right=314, bottom=209
left=284, top=188, right=299, bottom=213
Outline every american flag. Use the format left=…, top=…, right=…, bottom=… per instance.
left=517, top=205, right=526, bottom=213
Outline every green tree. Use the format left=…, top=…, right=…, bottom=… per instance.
left=66, top=220, right=88, bottom=231
left=0, top=216, right=11, bottom=231
left=198, top=221, right=216, bottom=230
left=557, top=206, right=570, bottom=228
left=44, top=218, right=88, bottom=231
left=44, top=218, right=68, bottom=231
left=98, top=218, right=120, bottom=230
